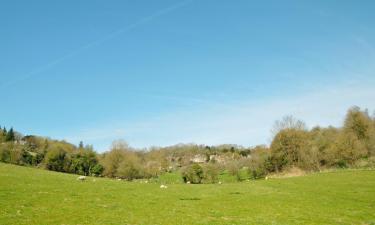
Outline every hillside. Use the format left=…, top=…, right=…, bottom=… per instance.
left=1, top=163, right=374, bottom=225
left=1, top=106, right=375, bottom=184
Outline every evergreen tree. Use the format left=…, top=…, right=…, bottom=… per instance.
left=79, top=141, right=84, bottom=149
left=5, top=127, right=15, bottom=142
left=0, top=126, right=3, bottom=142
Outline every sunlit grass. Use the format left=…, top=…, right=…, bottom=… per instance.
left=1, top=163, right=374, bottom=225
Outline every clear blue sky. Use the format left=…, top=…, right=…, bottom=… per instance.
left=1, top=0, right=374, bottom=151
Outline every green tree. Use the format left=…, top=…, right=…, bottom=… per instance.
left=332, top=132, right=367, bottom=167
left=5, top=127, right=15, bottom=142
left=270, top=128, right=310, bottom=171
left=69, top=147, right=99, bottom=176
left=44, top=147, right=67, bottom=172
left=343, top=106, right=375, bottom=156
left=0, top=143, right=11, bottom=163
left=247, top=146, right=272, bottom=179
left=309, top=126, right=340, bottom=167
left=78, top=141, right=84, bottom=149
left=101, top=140, right=130, bottom=177
left=116, top=153, right=142, bottom=180
left=3, top=127, right=7, bottom=137
left=91, top=164, right=104, bottom=176
left=0, top=126, right=5, bottom=143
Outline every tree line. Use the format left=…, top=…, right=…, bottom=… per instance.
left=1, top=106, right=374, bottom=183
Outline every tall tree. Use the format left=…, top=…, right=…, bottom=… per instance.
left=5, top=127, right=15, bottom=142
left=270, top=129, right=311, bottom=171
left=343, top=106, right=375, bottom=156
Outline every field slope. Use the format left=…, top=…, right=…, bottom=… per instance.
left=0, top=163, right=375, bottom=225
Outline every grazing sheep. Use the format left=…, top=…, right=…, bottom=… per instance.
left=218, top=181, right=222, bottom=185
left=77, top=176, right=86, bottom=181
left=160, top=185, right=168, bottom=189
left=265, top=176, right=269, bottom=180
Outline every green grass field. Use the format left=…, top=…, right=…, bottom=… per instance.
left=1, top=163, right=375, bottom=225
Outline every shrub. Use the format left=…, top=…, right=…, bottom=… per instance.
left=226, top=161, right=242, bottom=181
left=353, top=156, right=375, bottom=169
left=91, top=164, right=104, bottom=176
left=270, top=129, right=309, bottom=172
left=247, top=147, right=271, bottom=179
left=332, top=132, right=367, bottom=166
left=182, top=163, right=204, bottom=184
left=0, top=145, right=11, bottom=163
left=101, top=148, right=126, bottom=177
left=203, top=163, right=220, bottom=183
left=20, top=149, right=34, bottom=165
left=116, top=158, right=142, bottom=180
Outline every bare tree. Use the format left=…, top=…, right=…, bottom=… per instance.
left=271, top=115, right=307, bottom=137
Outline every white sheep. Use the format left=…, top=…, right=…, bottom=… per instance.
left=160, top=184, right=168, bottom=189
left=77, top=176, right=86, bottom=181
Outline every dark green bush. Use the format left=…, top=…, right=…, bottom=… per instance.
left=182, top=163, right=204, bottom=184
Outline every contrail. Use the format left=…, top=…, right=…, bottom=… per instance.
left=1, top=0, right=193, bottom=89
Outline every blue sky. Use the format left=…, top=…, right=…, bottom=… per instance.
left=1, top=0, right=374, bottom=151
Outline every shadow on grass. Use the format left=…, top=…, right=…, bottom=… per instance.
left=179, top=197, right=201, bottom=201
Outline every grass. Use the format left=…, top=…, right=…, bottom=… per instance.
left=0, top=163, right=375, bottom=225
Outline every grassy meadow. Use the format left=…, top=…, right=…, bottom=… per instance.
left=0, top=162, right=375, bottom=225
